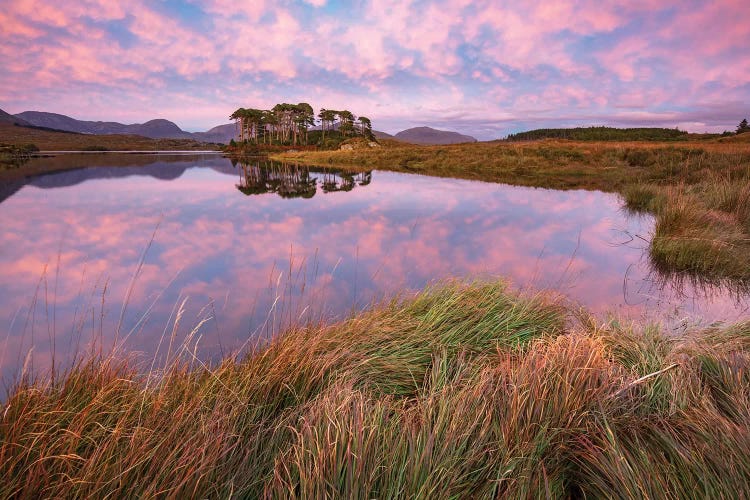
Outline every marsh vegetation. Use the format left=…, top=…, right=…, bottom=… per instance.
left=2, top=280, right=750, bottom=497
left=3, top=137, right=750, bottom=497
left=274, top=140, right=750, bottom=284
left=0, top=143, right=38, bottom=169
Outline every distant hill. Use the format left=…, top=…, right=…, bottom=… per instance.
left=127, top=119, right=194, bottom=139
left=0, top=108, right=30, bottom=126
left=0, top=122, right=218, bottom=152
left=504, top=127, right=690, bottom=142
left=372, top=130, right=395, bottom=140
left=193, top=123, right=238, bottom=144
left=394, top=126, right=477, bottom=145
left=8, top=109, right=484, bottom=146
left=15, top=111, right=197, bottom=139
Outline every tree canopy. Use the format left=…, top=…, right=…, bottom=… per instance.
left=230, top=103, right=375, bottom=147
left=738, top=119, right=750, bottom=135
left=505, top=126, right=690, bottom=142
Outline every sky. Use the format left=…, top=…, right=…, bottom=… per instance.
left=0, top=0, right=749, bottom=139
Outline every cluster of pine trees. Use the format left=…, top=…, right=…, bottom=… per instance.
left=317, top=109, right=372, bottom=140
left=229, top=103, right=373, bottom=147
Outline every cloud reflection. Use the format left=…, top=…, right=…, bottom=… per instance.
left=1, top=154, right=748, bottom=380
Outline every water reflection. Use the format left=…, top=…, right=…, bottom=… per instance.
left=0, top=153, right=748, bottom=382
left=641, top=266, right=750, bottom=313
left=235, top=158, right=372, bottom=198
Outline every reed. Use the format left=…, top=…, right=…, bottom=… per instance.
left=2, top=280, right=749, bottom=498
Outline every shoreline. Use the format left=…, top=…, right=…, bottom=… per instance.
left=2, top=279, right=749, bottom=497
left=38, top=150, right=223, bottom=154
left=271, top=140, right=750, bottom=283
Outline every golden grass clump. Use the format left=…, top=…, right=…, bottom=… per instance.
left=2, top=280, right=750, bottom=498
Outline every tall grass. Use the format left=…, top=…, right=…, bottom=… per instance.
left=633, top=169, right=750, bottom=281
left=2, top=280, right=750, bottom=497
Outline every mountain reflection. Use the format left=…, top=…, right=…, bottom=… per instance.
left=0, top=153, right=231, bottom=204
left=235, top=158, right=372, bottom=199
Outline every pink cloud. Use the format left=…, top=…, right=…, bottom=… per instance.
left=0, top=0, right=748, bottom=137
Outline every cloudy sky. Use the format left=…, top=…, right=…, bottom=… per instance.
left=1, top=0, right=748, bottom=139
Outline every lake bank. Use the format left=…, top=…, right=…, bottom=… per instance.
left=2, top=147, right=750, bottom=498
left=2, top=279, right=749, bottom=497
left=272, top=139, right=750, bottom=283
left=0, top=122, right=221, bottom=169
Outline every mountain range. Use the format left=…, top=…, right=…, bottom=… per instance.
left=394, top=126, right=477, bottom=145
left=3, top=109, right=477, bottom=145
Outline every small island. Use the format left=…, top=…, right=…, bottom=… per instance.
left=227, top=103, right=375, bottom=152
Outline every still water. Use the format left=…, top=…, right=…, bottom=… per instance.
left=1, top=154, right=748, bottom=380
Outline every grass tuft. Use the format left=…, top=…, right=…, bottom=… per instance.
left=2, top=280, right=750, bottom=497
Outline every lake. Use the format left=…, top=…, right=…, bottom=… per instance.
left=1, top=153, right=748, bottom=380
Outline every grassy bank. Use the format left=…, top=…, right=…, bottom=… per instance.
left=2, top=280, right=750, bottom=497
left=273, top=139, right=750, bottom=282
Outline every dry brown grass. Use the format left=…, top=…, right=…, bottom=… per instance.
left=2, top=280, right=750, bottom=498
left=0, top=123, right=218, bottom=152
left=272, top=139, right=748, bottom=189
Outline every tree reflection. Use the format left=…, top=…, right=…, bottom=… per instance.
left=235, top=158, right=372, bottom=199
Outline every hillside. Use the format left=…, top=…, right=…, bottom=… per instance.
left=193, top=123, right=238, bottom=143
left=372, top=130, right=395, bottom=140
left=716, top=132, right=750, bottom=143
left=15, top=111, right=197, bottom=139
left=16, top=111, right=243, bottom=143
left=0, top=123, right=218, bottom=151
left=0, top=108, right=30, bottom=126
left=125, top=119, right=193, bottom=139
left=394, top=126, right=477, bottom=145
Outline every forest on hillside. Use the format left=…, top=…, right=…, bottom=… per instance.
left=504, top=126, right=697, bottom=141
